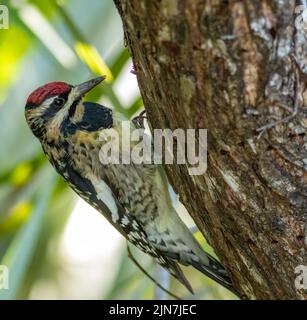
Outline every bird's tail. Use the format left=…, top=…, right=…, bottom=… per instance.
left=163, top=257, right=194, bottom=294
left=191, top=253, right=239, bottom=296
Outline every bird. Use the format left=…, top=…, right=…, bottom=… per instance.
left=24, top=76, right=237, bottom=296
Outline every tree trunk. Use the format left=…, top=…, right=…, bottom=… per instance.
left=114, top=0, right=307, bottom=299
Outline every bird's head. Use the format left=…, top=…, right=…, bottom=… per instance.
left=25, top=76, right=105, bottom=139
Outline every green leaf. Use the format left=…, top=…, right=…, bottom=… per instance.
left=111, top=49, right=131, bottom=79
left=75, top=41, right=113, bottom=81
left=0, top=25, right=30, bottom=104
left=0, top=170, right=56, bottom=300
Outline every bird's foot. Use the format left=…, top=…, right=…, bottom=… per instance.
left=132, top=110, right=147, bottom=129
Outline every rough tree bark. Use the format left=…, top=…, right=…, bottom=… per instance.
left=114, top=0, right=307, bottom=299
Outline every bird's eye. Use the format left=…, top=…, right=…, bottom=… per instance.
left=53, top=97, right=65, bottom=108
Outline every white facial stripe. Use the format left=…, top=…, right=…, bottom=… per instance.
left=48, top=91, right=76, bottom=128
left=28, top=96, right=57, bottom=121
left=51, top=87, right=83, bottom=124
left=68, top=87, right=82, bottom=105
left=42, top=96, right=56, bottom=107
left=37, top=87, right=79, bottom=121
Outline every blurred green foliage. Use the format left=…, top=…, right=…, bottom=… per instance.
left=0, top=0, right=235, bottom=300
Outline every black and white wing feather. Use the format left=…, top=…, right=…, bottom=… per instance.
left=62, top=161, right=194, bottom=293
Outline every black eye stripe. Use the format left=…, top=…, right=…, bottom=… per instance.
left=59, top=91, right=70, bottom=100
left=52, top=97, right=65, bottom=107
left=68, top=99, right=78, bottom=118
left=51, top=92, right=69, bottom=108
left=40, top=91, right=70, bottom=121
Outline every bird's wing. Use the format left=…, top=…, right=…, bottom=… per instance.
left=63, top=160, right=194, bottom=293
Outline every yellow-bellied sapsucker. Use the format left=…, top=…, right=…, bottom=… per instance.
left=24, top=76, right=237, bottom=295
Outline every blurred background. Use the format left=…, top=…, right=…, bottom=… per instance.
left=0, top=0, right=236, bottom=300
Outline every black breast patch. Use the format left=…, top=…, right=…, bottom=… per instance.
left=78, top=102, right=113, bottom=131
left=60, top=102, right=113, bottom=136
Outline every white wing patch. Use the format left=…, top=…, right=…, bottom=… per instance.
left=121, top=216, right=130, bottom=226
left=88, top=175, right=119, bottom=223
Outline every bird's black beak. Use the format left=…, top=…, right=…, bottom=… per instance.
left=74, top=76, right=106, bottom=99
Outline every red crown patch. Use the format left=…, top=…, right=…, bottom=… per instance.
left=27, top=82, right=70, bottom=106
